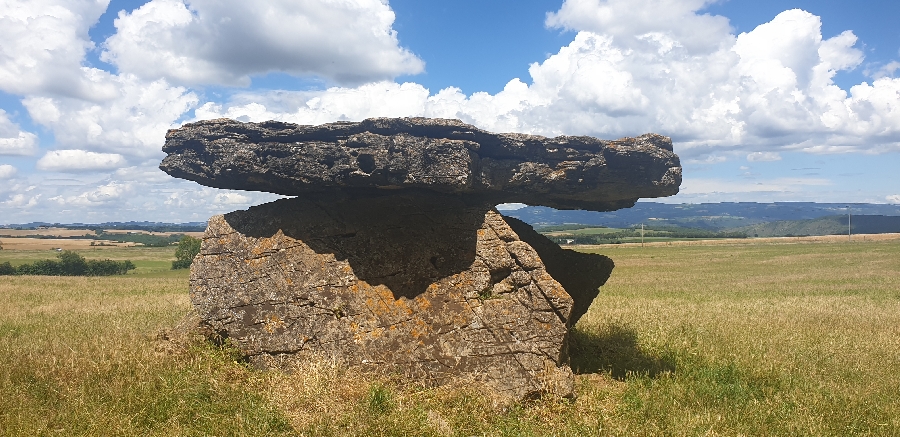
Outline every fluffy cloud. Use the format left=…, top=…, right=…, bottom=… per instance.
left=3, top=193, right=41, bottom=208
left=37, top=150, right=127, bottom=172
left=1, top=1, right=198, bottom=165
left=0, top=110, right=38, bottom=155
left=545, top=0, right=732, bottom=54
left=101, top=0, right=424, bottom=87
left=747, top=152, right=782, bottom=162
left=0, top=0, right=110, bottom=98
left=214, top=192, right=253, bottom=205
left=198, top=5, right=900, bottom=161
left=49, top=181, right=133, bottom=206
left=867, top=61, right=900, bottom=80
left=194, top=81, right=433, bottom=125
left=0, top=164, right=17, bottom=179
left=161, top=185, right=280, bottom=212
left=23, top=75, right=198, bottom=159
left=887, top=194, right=900, bottom=204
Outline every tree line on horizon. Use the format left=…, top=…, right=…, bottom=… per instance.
left=0, top=251, right=135, bottom=276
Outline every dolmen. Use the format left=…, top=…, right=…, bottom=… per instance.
left=160, top=117, right=681, bottom=402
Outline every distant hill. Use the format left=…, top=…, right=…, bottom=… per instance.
left=1, top=221, right=208, bottom=232
left=502, top=202, right=900, bottom=231
left=735, top=216, right=846, bottom=237
left=735, top=215, right=900, bottom=237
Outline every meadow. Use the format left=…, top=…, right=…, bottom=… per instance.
left=1, top=237, right=898, bottom=436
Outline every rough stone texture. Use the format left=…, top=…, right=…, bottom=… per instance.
left=190, top=192, right=613, bottom=400
left=160, top=117, right=681, bottom=211
left=502, top=216, right=615, bottom=325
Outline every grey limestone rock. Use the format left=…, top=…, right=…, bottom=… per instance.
left=160, top=117, right=681, bottom=211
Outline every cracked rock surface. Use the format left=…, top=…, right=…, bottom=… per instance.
left=190, top=192, right=614, bottom=400
left=160, top=117, right=681, bottom=210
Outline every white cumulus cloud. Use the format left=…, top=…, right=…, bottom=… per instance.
left=4, top=193, right=41, bottom=208
left=215, top=192, right=252, bottom=205
left=49, top=181, right=134, bottom=206
left=0, top=164, right=17, bottom=179
left=0, top=110, right=38, bottom=156
left=22, top=75, right=199, bottom=159
left=197, top=5, right=900, bottom=161
left=866, top=61, right=900, bottom=80
left=747, top=152, right=782, bottom=162
left=0, top=0, right=111, bottom=98
left=546, top=0, right=731, bottom=54
left=887, top=194, right=900, bottom=204
left=37, top=150, right=127, bottom=172
left=1, top=1, right=199, bottom=162
left=101, top=0, right=424, bottom=87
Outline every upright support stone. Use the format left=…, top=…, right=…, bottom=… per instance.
left=191, top=193, right=611, bottom=400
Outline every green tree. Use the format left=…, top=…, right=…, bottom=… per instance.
left=58, top=250, right=89, bottom=276
left=172, top=236, right=202, bottom=269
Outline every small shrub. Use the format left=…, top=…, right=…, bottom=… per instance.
left=0, top=261, right=15, bottom=275
left=172, top=236, right=202, bottom=270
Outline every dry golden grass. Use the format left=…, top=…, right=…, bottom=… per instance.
left=1, top=238, right=898, bottom=436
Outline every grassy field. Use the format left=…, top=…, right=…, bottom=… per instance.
left=1, top=238, right=898, bottom=436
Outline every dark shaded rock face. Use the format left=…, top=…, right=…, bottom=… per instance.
left=161, top=117, right=681, bottom=211
left=164, top=117, right=680, bottom=402
left=191, top=193, right=613, bottom=400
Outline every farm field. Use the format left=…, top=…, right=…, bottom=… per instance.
left=1, top=237, right=898, bottom=435
left=0, top=238, right=138, bottom=250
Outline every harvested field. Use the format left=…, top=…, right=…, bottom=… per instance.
left=101, top=230, right=205, bottom=238
left=0, top=228, right=95, bottom=238
left=0, top=238, right=136, bottom=250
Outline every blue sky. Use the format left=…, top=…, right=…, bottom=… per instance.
left=1, top=0, right=898, bottom=223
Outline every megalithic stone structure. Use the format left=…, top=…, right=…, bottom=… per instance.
left=160, top=117, right=681, bottom=402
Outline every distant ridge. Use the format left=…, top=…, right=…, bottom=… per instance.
left=735, top=215, right=900, bottom=237
left=502, top=202, right=900, bottom=230
left=1, top=221, right=208, bottom=232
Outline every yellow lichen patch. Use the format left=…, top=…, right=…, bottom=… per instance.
left=264, top=314, right=285, bottom=334
left=251, top=237, right=280, bottom=257
left=409, top=318, right=431, bottom=339
left=367, top=327, right=385, bottom=339
left=390, top=295, right=414, bottom=314
left=414, top=294, right=433, bottom=310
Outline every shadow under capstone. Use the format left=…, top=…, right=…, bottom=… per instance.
left=501, top=216, right=614, bottom=325
left=223, top=190, right=488, bottom=299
